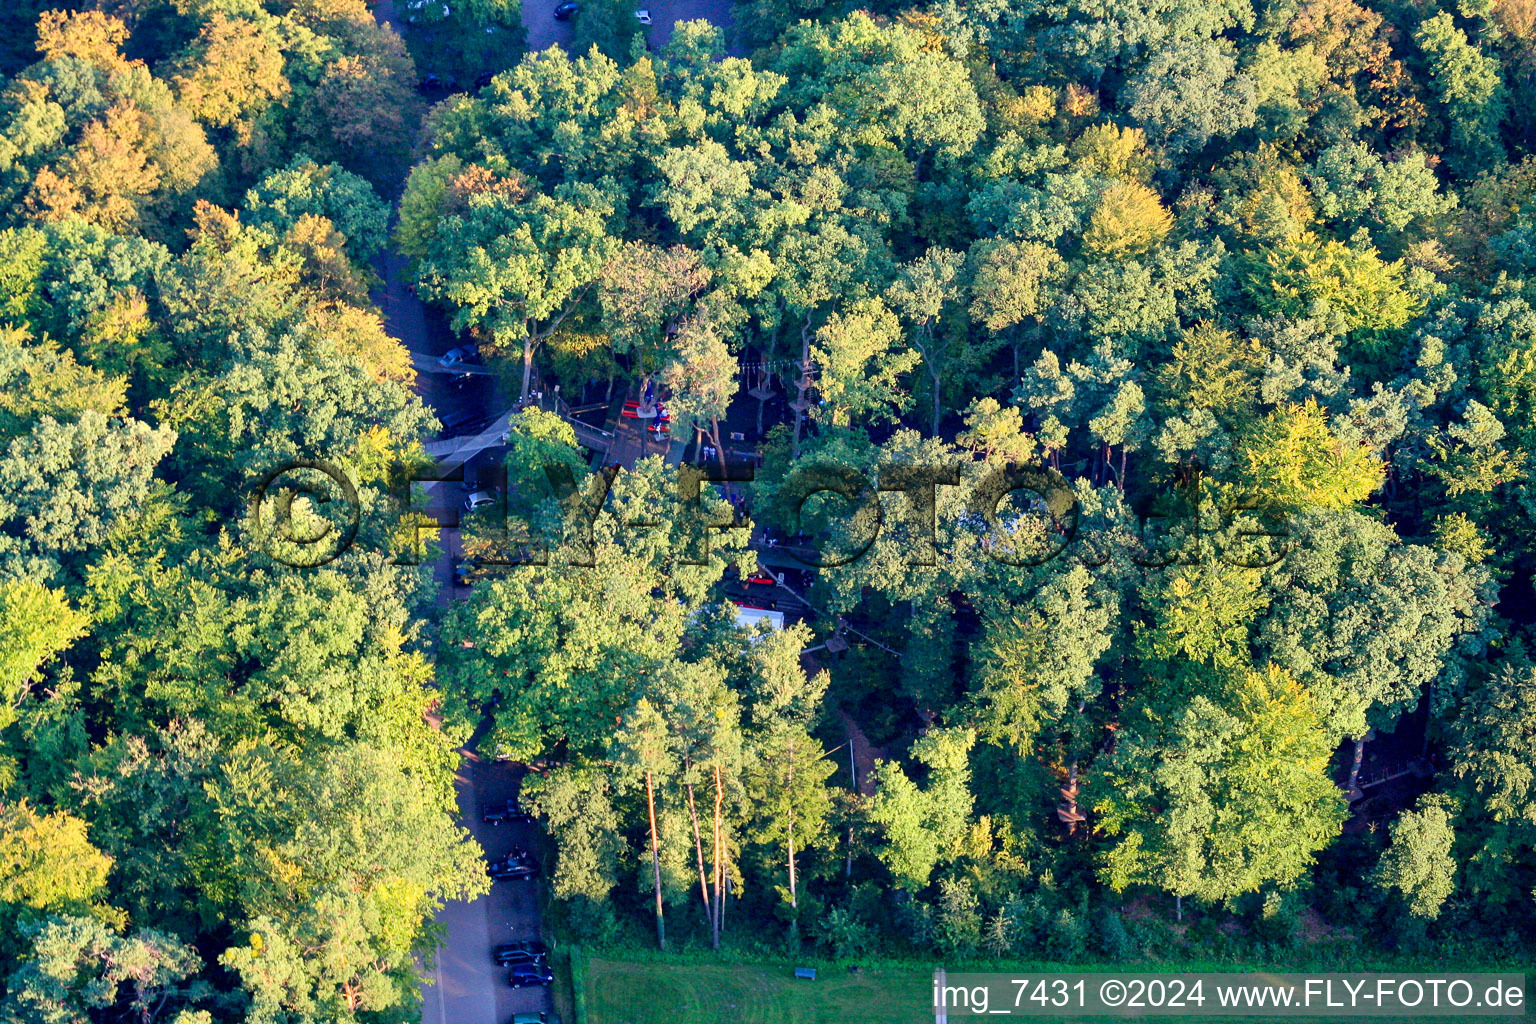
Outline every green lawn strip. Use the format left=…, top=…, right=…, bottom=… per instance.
left=584, top=956, right=930, bottom=1024
left=583, top=957, right=1534, bottom=1024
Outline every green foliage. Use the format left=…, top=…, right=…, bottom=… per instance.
left=1098, top=665, right=1347, bottom=904
left=1232, top=399, right=1383, bottom=510
left=1415, top=12, right=1508, bottom=178
left=1371, top=794, right=1459, bottom=919
left=1239, top=232, right=1421, bottom=349
left=867, top=727, right=976, bottom=891
left=1, top=916, right=205, bottom=1024
left=0, top=580, right=87, bottom=727
left=0, top=0, right=1534, bottom=986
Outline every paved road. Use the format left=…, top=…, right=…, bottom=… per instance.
left=425, top=754, right=551, bottom=1024
left=370, top=0, right=745, bottom=1017
left=362, top=38, right=553, bottom=1023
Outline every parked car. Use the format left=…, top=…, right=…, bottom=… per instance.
left=482, top=798, right=535, bottom=824
left=453, top=559, right=478, bottom=586
left=474, top=70, right=494, bottom=88
left=487, top=848, right=531, bottom=872
left=438, top=344, right=480, bottom=371
left=490, top=860, right=539, bottom=881
left=438, top=409, right=492, bottom=437
left=508, top=964, right=554, bottom=988
left=495, top=947, right=547, bottom=967
left=464, top=491, right=498, bottom=513
left=553, top=1, right=579, bottom=17
left=510, top=1013, right=559, bottom=1024
left=494, top=941, right=549, bottom=962
left=634, top=8, right=652, bottom=23
left=745, top=571, right=776, bottom=586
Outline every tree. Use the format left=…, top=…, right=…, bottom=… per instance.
left=394, top=156, right=463, bottom=260
left=0, top=412, right=176, bottom=568
left=297, top=25, right=424, bottom=189
left=168, top=13, right=288, bottom=132
left=1098, top=665, right=1346, bottom=914
left=1371, top=794, right=1458, bottom=919
left=956, top=397, right=1036, bottom=465
left=660, top=319, right=736, bottom=471
left=1081, top=181, right=1172, bottom=260
left=612, top=698, right=675, bottom=949
left=886, top=248, right=967, bottom=435
left=0, top=802, right=110, bottom=918
left=0, top=580, right=88, bottom=728
left=969, top=566, right=1114, bottom=752
left=1448, top=660, right=1536, bottom=906
left=1, top=916, right=204, bottom=1024
left=521, top=765, right=625, bottom=907
left=810, top=299, right=917, bottom=428
left=1232, top=399, right=1382, bottom=511
left=242, top=159, right=390, bottom=266
left=1238, top=232, right=1421, bottom=350
left=1415, top=13, right=1507, bottom=178
left=598, top=242, right=711, bottom=358
left=419, top=183, right=619, bottom=399
left=1121, top=39, right=1258, bottom=155
left=866, top=727, right=976, bottom=891
left=741, top=629, right=834, bottom=914
left=209, top=741, right=486, bottom=1020
left=1255, top=509, right=1490, bottom=742
left=966, top=240, right=1065, bottom=376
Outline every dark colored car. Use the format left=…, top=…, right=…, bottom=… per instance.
left=553, top=1, right=579, bottom=17
left=486, top=849, right=531, bottom=872
left=482, top=798, right=535, bottom=824
left=495, top=948, right=547, bottom=967
left=474, top=71, right=494, bottom=88
left=454, top=559, right=477, bottom=587
left=508, top=964, right=554, bottom=988
left=439, top=409, right=492, bottom=437
left=493, top=940, right=549, bottom=962
left=490, top=861, right=539, bottom=881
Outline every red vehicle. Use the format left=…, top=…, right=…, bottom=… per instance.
left=745, top=572, right=775, bottom=586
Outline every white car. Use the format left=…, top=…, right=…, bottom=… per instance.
left=635, top=8, right=652, bottom=24
left=464, top=491, right=497, bottom=512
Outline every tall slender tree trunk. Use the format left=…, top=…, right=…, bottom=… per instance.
left=520, top=334, right=535, bottom=402
left=846, top=738, right=855, bottom=879
left=930, top=366, right=942, bottom=436
left=711, top=416, right=731, bottom=498
left=1061, top=761, right=1080, bottom=836
left=786, top=740, right=797, bottom=910
left=1175, top=894, right=1183, bottom=922
left=686, top=777, right=712, bottom=925
left=646, top=770, right=665, bottom=950
left=791, top=318, right=813, bottom=459
left=1347, top=735, right=1367, bottom=797
left=711, top=764, right=724, bottom=950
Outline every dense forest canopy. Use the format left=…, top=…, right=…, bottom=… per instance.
left=0, top=0, right=1534, bottom=1014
